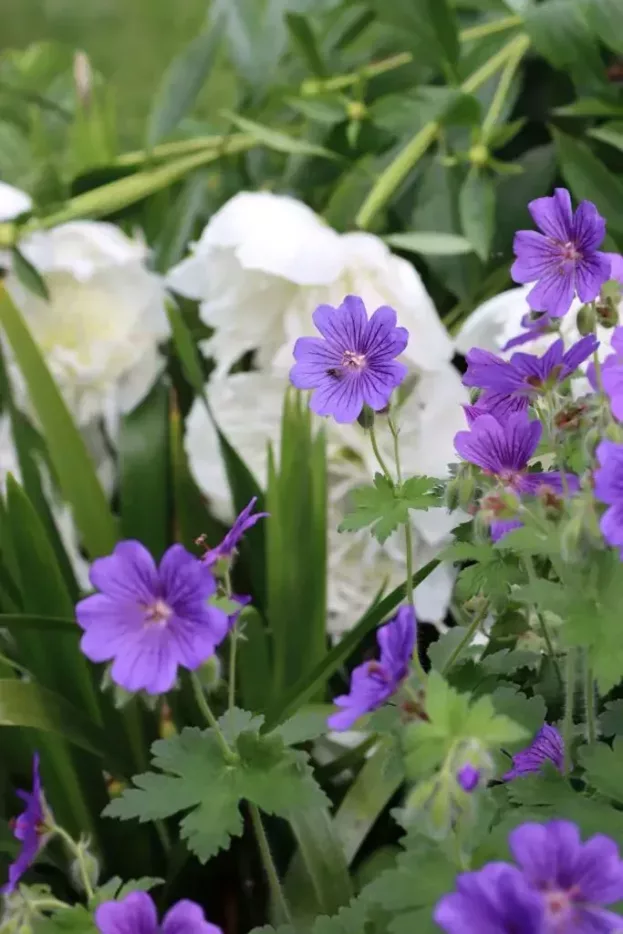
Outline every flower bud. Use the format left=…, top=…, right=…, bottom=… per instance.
left=576, top=303, right=596, bottom=336
left=69, top=843, right=100, bottom=893
left=554, top=403, right=586, bottom=433
left=195, top=654, right=222, bottom=692
left=73, top=51, right=93, bottom=109
left=456, top=764, right=481, bottom=793
left=358, top=404, right=375, bottom=429
left=346, top=100, right=366, bottom=121
left=468, top=143, right=489, bottom=167
left=596, top=297, right=619, bottom=329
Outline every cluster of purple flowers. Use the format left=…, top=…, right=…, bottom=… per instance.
left=435, top=819, right=623, bottom=934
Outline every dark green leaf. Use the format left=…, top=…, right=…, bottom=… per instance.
left=119, top=380, right=170, bottom=559
left=285, top=809, right=354, bottom=918
left=370, top=0, right=459, bottom=77
left=523, top=0, right=603, bottom=82
left=370, top=88, right=480, bottom=137
left=459, top=169, right=495, bottom=262
left=286, top=13, right=326, bottom=77
left=146, top=19, right=224, bottom=149
left=428, top=627, right=472, bottom=672
left=599, top=700, right=623, bottom=738
left=588, top=123, right=623, bottom=154
left=153, top=171, right=209, bottom=273
left=579, top=739, right=623, bottom=803
left=581, top=0, right=623, bottom=53
left=553, top=130, right=623, bottom=239
left=11, top=247, right=49, bottom=300
left=223, top=111, right=338, bottom=159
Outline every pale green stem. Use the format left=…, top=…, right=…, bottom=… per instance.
left=523, top=556, right=562, bottom=688
left=563, top=649, right=577, bottom=774
left=224, top=569, right=238, bottom=711
left=190, top=672, right=238, bottom=763
left=460, top=13, right=523, bottom=43
left=584, top=653, right=597, bottom=745
left=357, top=33, right=531, bottom=228
left=53, top=826, right=95, bottom=902
left=249, top=803, right=292, bottom=925
left=368, top=423, right=394, bottom=485
left=482, top=34, right=530, bottom=140
left=591, top=308, right=604, bottom=392
left=441, top=605, right=489, bottom=675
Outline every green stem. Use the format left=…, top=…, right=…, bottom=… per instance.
left=404, top=521, right=427, bottom=682
left=482, top=34, right=530, bottom=140
left=357, top=33, right=531, bottom=228
left=53, top=826, right=95, bottom=902
left=368, top=423, right=394, bottom=485
left=388, top=416, right=402, bottom=485
left=563, top=649, right=577, bottom=774
left=584, top=653, right=596, bottom=745
left=523, top=556, right=562, bottom=689
left=249, top=803, right=292, bottom=925
left=591, top=310, right=604, bottom=392
left=441, top=605, right=489, bottom=675
left=190, top=672, right=238, bottom=763
left=461, top=13, right=522, bottom=43
left=224, top=570, right=237, bottom=711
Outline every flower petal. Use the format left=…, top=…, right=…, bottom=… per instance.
left=511, top=230, right=561, bottom=283
left=89, top=541, right=158, bottom=603
left=162, top=899, right=222, bottom=934
left=95, top=893, right=159, bottom=934
left=576, top=252, right=612, bottom=304
left=310, top=374, right=364, bottom=423
left=526, top=270, right=575, bottom=318
left=509, top=819, right=581, bottom=889
left=572, top=200, right=607, bottom=253
left=529, top=188, right=573, bottom=241
left=109, top=629, right=178, bottom=695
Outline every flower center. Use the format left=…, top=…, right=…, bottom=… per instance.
left=144, top=598, right=173, bottom=626
left=341, top=350, right=366, bottom=370
left=366, top=660, right=390, bottom=682
left=560, top=241, right=582, bottom=263
left=543, top=888, right=575, bottom=930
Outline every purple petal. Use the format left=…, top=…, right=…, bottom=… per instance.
left=572, top=200, right=607, bottom=252
left=455, top=413, right=541, bottom=475
left=360, top=361, right=407, bottom=410
left=377, top=605, right=416, bottom=681
left=490, top=518, right=523, bottom=542
left=562, top=334, right=599, bottom=375
left=595, top=441, right=623, bottom=505
left=526, top=270, right=575, bottom=318
left=600, top=503, right=623, bottom=549
left=510, top=820, right=581, bottom=889
left=327, top=662, right=392, bottom=731
left=434, top=863, right=544, bottom=934
left=168, top=607, right=229, bottom=670
left=609, top=326, right=623, bottom=358
left=572, top=835, right=623, bottom=904
left=89, top=541, right=159, bottom=604
left=601, top=365, right=623, bottom=421
left=290, top=339, right=342, bottom=390
left=109, top=628, right=179, bottom=695
left=529, top=188, right=573, bottom=241
left=162, top=899, right=223, bottom=934
left=518, top=471, right=579, bottom=496
left=309, top=374, right=364, bottom=423
left=463, top=349, right=526, bottom=395
left=78, top=595, right=144, bottom=663
left=457, top=764, right=481, bottom=792
left=503, top=723, right=564, bottom=780
left=313, top=296, right=367, bottom=353
left=511, top=230, right=561, bottom=283
left=606, top=253, right=623, bottom=285
left=576, top=252, right=612, bottom=304
left=363, top=305, right=408, bottom=359
left=159, top=545, right=215, bottom=607
left=95, top=893, right=159, bottom=934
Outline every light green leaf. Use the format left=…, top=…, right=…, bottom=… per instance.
left=105, top=714, right=329, bottom=861
left=588, top=123, right=623, bottom=154
left=0, top=288, right=116, bottom=559
left=146, top=18, right=224, bottom=149
left=579, top=738, right=623, bottom=803
left=11, top=247, right=49, bottom=300
left=223, top=111, right=338, bottom=159
left=339, top=474, right=438, bottom=544
left=553, top=129, right=623, bottom=239
left=459, top=169, right=496, bottom=262
left=370, top=0, right=459, bottom=76
left=385, top=232, right=474, bottom=257
left=285, top=13, right=326, bottom=77
left=599, top=700, right=623, bottom=738
left=582, top=0, right=623, bottom=53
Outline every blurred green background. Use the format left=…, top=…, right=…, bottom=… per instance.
left=1, top=0, right=224, bottom=143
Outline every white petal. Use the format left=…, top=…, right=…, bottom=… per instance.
left=0, top=182, right=32, bottom=221
left=455, top=286, right=533, bottom=355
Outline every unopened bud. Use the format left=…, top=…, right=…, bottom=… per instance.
left=358, top=404, right=375, bottom=429
left=195, top=654, right=222, bottom=692
left=301, top=78, right=322, bottom=96
left=576, top=303, right=596, bottom=336
left=554, top=403, right=586, bottom=432
left=596, top=297, right=620, bottom=329
left=480, top=489, right=520, bottom=520
left=73, top=51, right=93, bottom=109
left=346, top=100, right=366, bottom=121
left=456, top=764, right=481, bottom=793
left=468, top=143, right=489, bottom=167
left=70, top=845, right=100, bottom=893
left=539, top=487, right=564, bottom=520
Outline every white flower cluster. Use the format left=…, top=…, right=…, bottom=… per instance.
left=171, top=191, right=468, bottom=636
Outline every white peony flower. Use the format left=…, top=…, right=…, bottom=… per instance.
left=6, top=221, right=170, bottom=426
left=0, top=181, right=32, bottom=221
left=167, top=191, right=453, bottom=377
left=184, top=367, right=465, bottom=636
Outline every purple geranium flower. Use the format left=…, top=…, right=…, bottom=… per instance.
left=434, top=862, right=544, bottom=934
left=457, top=764, right=481, bottom=793
left=290, top=295, right=408, bottom=423
left=76, top=541, right=229, bottom=695
left=454, top=413, right=578, bottom=497
left=504, top=724, right=564, bottom=781
left=594, top=440, right=623, bottom=559
left=588, top=327, right=623, bottom=420
left=510, top=820, right=623, bottom=933
left=3, top=754, right=51, bottom=894
left=328, top=605, right=415, bottom=731
left=464, top=337, right=598, bottom=417
left=201, top=498, right=268, bottom=568
left=95, top=892, right=221, bottom=934
left=512, top=188, right=611, bottom=318
left=606, top=252, right=623, bottom=285
left=435, top=820, right=623, bottom=934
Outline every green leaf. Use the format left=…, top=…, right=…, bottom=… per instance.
left=119, top=379, right=170, bottom=559
left=370, top=0, right=459, bottom=77
left=223, top=111, right=338, bottom=160
left=338, top=474, right=438, bottom=544
left=599, top=700, right=623, bottom=738
left=579, top=738, right=623, bottom=804
left=0, top=679, right=105, bottom=757
left=588, top=123, right=623, bottom=154
left=370, top=87, right=480, bottom=137
left=385, top=232, right=474, bottom=257
left=285, top=808, right=354, bottom=918
left=153, top=171, right=209, bottom=273
left=0, top=288, right=116, bottom=558
left=104, top=713, right=329, bottom=861
left=582, top=0, right=623, bottom=53
left=265, top=560, right=439, bottom=729
left=146, top=18, right=224, bottom=149
left=553, top=130, right=623, bottom=239
left=482, top=649, right=541, bottom=675
left=428, top=627, right=473, bottom=672
left=489, top=685, right=546, bottom=740
left=274, top=707, right=331, bottom=747
left=286, top=13, right=326, bottom=77
left=459, top=169, right=495, bottom=262
left=361, top=837, right=457, bottom=934
left=523, top=0, right=603, bottom=81
left=11, top=247, right=50, bottom=300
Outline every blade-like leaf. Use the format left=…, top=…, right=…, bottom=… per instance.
left=0, top=287, right=116, bottom=558
left=460, top=169, right=496, bottom=262
left=385, top=232, right=474, bottom=256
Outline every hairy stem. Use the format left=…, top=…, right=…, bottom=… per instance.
left=584, top=653, right=597, bottom=745
left=563, top=649, right=577, bottom=774
left=249, top=804, right=292, bottom=924
left=441, top=605, right=489, bottom=675
left=190, top=672, right=238, bottom=763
